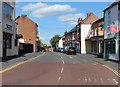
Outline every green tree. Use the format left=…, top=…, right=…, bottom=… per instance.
left=50, top=35, right=61, bottom=48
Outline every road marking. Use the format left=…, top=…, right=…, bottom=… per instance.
left=93, top=60, right=120, bottom=77
left=62, top=60, right=65, bottom=64
left=61, top=57, right=63, bottom=59
left=70, top=56, right=73, bottom=59
left=56, top=76, right=62, bottom=85
left=58, top=76, right=61, bottom=81
left=102, top=65, right=120, bottom=77
left=94, top=78, right=97, bottom=82
left=0, top=52, right=46, bottom=73
left=100, top=77, right=104, bottom=83
left=88, top=77, right=91, bottom=82
left=113, top=79, right=118, bottom=84
left=61, top=67, right=64, bottom=73
left=85, top=77, right=87, bottom=82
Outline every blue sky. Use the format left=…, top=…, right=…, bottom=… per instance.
left=16, top=2, right=112, bottom=45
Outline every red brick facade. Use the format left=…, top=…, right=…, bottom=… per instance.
left=16, top=15, right=38, bottom=52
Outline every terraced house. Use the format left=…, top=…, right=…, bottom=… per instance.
left=85, top=18, right=104, bottom=57
left=104, top=1, right=120, bottom=61
left=0, top=2, right=19, bottom=59
left=64, top=12, right=99, bottom=54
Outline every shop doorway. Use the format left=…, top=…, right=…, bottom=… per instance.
left=3, top=32, right=12, bottom=57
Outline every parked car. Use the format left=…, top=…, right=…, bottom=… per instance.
left=65, top=46, right=76, bottom=55
left=60, top=48, right=64, bottom=53
left=55, top=47, right=62, bottom=52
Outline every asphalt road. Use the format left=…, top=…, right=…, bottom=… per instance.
left=2, top=52, right=119, bottom=86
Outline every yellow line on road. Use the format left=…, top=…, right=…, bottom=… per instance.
left=0, top=52, right=46, bottom=73
left=93, top=60, right=120, bottom=77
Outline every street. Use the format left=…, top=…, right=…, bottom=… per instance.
left=2, top=52, right=119, bottom=86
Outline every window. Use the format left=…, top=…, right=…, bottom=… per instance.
left=3, top=3, right=13, bottom=20
left=108, top=41, right=116, bottom=54
left=15, top=39, right=18, bottom=46
left=6, top=34, right=12, bottom=49
left=108, top=10, right=111, bottom=19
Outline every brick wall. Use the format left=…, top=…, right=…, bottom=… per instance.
left=16, top=15, right=37, bottom=52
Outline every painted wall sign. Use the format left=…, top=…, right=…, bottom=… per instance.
left=5, top=24, right=13, bottom=29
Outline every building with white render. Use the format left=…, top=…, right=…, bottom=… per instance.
left=104, top=1, right=120, bottom=61
left=0, top=2, right=18, bottom=60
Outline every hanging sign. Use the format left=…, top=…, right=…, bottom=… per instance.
left=98, top=30, right=104, bottom=36
left=110, top=25, right=118, bottom=33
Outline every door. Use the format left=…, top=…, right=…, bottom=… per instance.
left=105, top=42, right=109, bottom=59
left=3, top=33, right=7, bottom=57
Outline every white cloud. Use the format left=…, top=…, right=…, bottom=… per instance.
left=21, top=3, right=48, bottom=11
left=58, top=13, right=85, bottom=25
left=21, top=3, right=76, bottom=18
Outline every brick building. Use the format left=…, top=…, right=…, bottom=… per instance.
left=64, top=12, right=99, bottom=53
left=16, top=15, right=38, bottom=52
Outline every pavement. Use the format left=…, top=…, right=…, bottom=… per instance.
left=76, top=53, right=119, bottom=72
left=1, top=52, right=120, bottom=86
left=2, top=52, right=43, bottom=70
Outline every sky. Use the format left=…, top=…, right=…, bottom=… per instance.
left=16, top=2, right=112, bottom=45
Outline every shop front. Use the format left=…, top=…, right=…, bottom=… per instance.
left=3, top=32, right=12, bottom=57
left=104, top=38, right=119, bottom=61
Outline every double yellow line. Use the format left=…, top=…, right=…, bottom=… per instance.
left=0, top=52, right=46, bottom=73
left=93, top=60, right=120, bottom=77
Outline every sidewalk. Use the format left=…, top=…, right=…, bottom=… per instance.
left=77, top=53, right=119, bottom=72
left=2, top=52, right=43, bottom=70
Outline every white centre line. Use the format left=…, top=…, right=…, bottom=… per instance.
left=58, top=76, right=61, bottom=81
left=62, top=60, right=65, bottom=64
left=61, top=57, right=63, bottom=59
left=61, top=67, right=64, bottom=73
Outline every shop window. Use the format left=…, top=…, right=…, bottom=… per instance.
left=108, top=41, right=116, bottom=54
left=6, top=34, right=12, bottom=49
left=3, top=3, right=13, bottom=20
left=15, top=39, right=18, bottom=46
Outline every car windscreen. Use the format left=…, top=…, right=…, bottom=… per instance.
left=69, top=47, right=75, bottom=49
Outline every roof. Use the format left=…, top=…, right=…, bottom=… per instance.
left=82, top=12, right=99, bottom=24
left=91, top=17, right=104, bottom=29
left=15, top=15, right=38, bottom=26
left=65, top=12, right=99, bottom=35
left=104, top=1, right=120, bottom=12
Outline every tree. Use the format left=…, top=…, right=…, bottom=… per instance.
left=50, top=35, right=61, bottom=48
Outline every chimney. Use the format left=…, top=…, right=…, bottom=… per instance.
left=21, top=15, right=27, bottom=18
left=78, top=18, right=83, bottom=24
left=87, top=12, right=93, bottom=17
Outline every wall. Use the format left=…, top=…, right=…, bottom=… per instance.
left=81, top=24, right=91, bottom=54
left=104, top=3, right=119, bottom=61
left=2, top=2, right=18, bottom=56
left=58, top=38, right=63, bottom=48
left=16, top=15, right=37, bottom=52
left=0, top=2, right=3, bottom=58
left=104, top=4, right=119, bottom=39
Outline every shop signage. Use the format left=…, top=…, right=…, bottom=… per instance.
left=5, top=24, right=13, bottom=29
left=98, top=30, right=104, bottom=36
left=110, top=25, right=118, bottom=33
